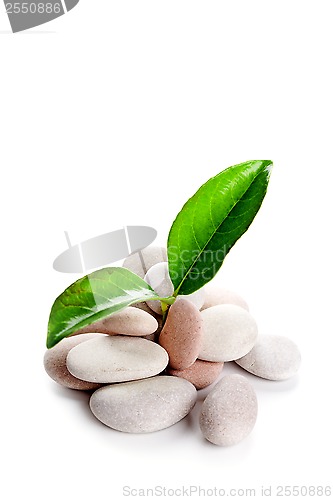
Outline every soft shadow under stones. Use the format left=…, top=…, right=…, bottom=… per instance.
left=48, top=362, right=299, bottom=448
left=49, top=381, right=98, bottom=424
left=192, top=361, right=300, bottom=431
left=48, top=381, right=194, bottom=451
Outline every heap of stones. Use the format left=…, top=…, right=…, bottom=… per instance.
left=44, top=247, right=301, bottom=446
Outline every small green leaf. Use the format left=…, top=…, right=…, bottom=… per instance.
left=167, top=160, right=273, bottom=296
left=47, top=267, right=174, bottom=348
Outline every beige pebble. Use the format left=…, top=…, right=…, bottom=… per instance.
left=235, top=335, right=301, bottom=380
left=67, top=335, right=169, bottom=383
left=159, top=299, right=203, bottom=370
left=200, top=374, right=258, bottom=446
left=90, top=376, right=197, bottom=433
left=44, top=334, right=102, bottom=390
left=199, top=304, right=258, bottom=362
left=75, top=307, right=158, bottom=336
left=168, top=359, right=224, bottom=389
left=201, top=285, right=249, bottom=311
left=122, top=246, right=167, bottom=279
left=131, top=301, right=163, bottom=337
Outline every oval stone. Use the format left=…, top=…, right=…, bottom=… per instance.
left=67, top=336, right=169, bottom=383
left=74, top=307, right=158, bottom=336
left=235, top=335, right=301, bottom=380
left=122, top=246, right=167, bottom=279
left=43, top=334, right=102, bottom=390
left=168, top=359, right=224, bottom=390
left=199, top=304, right=258, bottom=362
left=90, top=376, right=197, bottom=433
left=200, top=374, right=258, bottom=446
left=159, top=299, right=203, bottom=370
left=201, top=285, right=249, bottom=311
left=131, top=302, right=163, bottom=337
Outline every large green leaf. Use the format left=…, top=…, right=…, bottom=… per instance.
left=167, top=160, right=273, bottom=295
left=47, top=267, right=174, bottom=348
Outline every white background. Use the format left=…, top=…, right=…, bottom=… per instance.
left=1, top=1, right=332, bottom=499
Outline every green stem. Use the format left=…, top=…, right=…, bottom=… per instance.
left=160, top=296, right=176, bottom=306
left=160, top=296, right=175, bottom=324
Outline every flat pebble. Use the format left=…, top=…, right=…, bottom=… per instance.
left=159, top=299, right=203, bottom=370
left=200, top=374, right=258, bottom=446
left=122, top=246, right=167, bottom=278
left=67, top=336, right=169, bottom=383
left=199, top=304, right=258, bottom=362
left=131, top=301, right=163, bottom=337
left=201, top=285, right=249, bottom=311
left=43, top=334, right=102, bottom=390
left=90, top=376, right=197, bottom=433
left=168, top=359, right=224, bottom=390
left=75, top=307, right=158, bottom=337
left=145, top=262, right=205, bottom=315
left=235, top=335, right=301, bottom=380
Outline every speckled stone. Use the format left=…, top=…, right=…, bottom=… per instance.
left=199, top=304, right=258, bottom=362
left=122, top=246, right=167, bottom=279
left=201, top=285, right=249, bottom=311
left=235, top=335, right=301, bottom=380
left=159, top=299, right=203, bottom=370
left=74, top=307, right=158, bottom=337
left=145, top=262, right=205, bottom=315
left=168, top=359, right=224, bottom=390
left=90, top=376, right=197, bottom=433
left=200, top=374, right=258, bottom=446
left=43, top=334, right=102, bottom=390
left=67, top=335, right=169, bottom=383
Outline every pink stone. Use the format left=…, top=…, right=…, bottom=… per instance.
left=44, top=334, right=102, bottom=390
left=159, top=299, right=203, bottom=370
left=168, top=359, right=224, bottom=390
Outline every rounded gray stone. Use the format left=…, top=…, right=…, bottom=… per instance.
left=43, top=333, right=102, bottom=390
left=131, top=301, right=163, bottom=337
left=67, top=336, right=169, bottom=383
left=74, top=307, right=158, bottom=336
left=199, top=304, right=258, bottom=362
left=200, top=374, right=258, bottom=446
left=90, top=376, right=197, bottom=433
left=122, top=246, right=167, bottom=279
left=235, top=335, right=301, bottom=380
